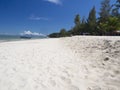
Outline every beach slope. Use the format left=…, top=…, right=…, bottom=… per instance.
left=0, top=36, right=120, bottom=90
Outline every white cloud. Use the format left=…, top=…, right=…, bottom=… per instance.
left=29, top=15, right=48, bottom=21
left=20, top=30, right=46, bottom=37
left=23, top=31, right=32, bottom=35
left=45, top=0, right=62, bottom=5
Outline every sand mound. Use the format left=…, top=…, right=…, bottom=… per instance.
left=62, top=36, right=120, bottom=90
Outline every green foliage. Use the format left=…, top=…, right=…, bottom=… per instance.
left=88, top=6, right=96, bottom=24
left=72, top=15, right=88, bottom=35
left=81, top=16, right=86, bottom=24
left=98, top=17, right=120, bottom=35
left=74, top=14, right=81, bottom=25
left=59, top=28, right=67, bottom=37
left=99, top=0, right=111, bottom=21
left=72, top=14, right=82, bottom=35
left=48, top=33, right=60, bottom=38
left=97, top=0, right=117, bottom=35
left=87, top=6, right=97, bottom=35
left=106, top=17, right=120, bottom=32
left=112, top=0, right=120, bottom=17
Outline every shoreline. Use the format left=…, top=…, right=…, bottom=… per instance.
left=0, top=35, right=120, bottom=43
left=0, top=34, right=48, bottom=43
left=0, top=37, right=48, bottom=43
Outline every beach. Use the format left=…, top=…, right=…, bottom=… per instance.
left=0, top=36, right=120, bottom=90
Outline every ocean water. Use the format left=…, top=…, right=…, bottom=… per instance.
left=0, top=35, right=47, bottom=43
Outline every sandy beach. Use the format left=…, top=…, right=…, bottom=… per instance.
left=0, top=36, right=120, bottom=90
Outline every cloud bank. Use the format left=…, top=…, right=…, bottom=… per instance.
left=20, top=31, right=46, bottom=37
left=45, top=0, right=62, bottom=5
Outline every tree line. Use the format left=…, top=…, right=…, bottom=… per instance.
left=49, top=0, right=120, bottom=38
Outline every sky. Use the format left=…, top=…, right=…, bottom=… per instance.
left=0, top=0, right=116, bottom=35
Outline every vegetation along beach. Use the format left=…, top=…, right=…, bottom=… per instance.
left=0, top=0, right=120, bottom=90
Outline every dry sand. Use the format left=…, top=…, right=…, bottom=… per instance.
left=0, top=36, right=120, bottom=90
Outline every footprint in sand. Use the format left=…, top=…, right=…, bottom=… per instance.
left=87, top=86, right=101, bottom=90
left=49, top=79, right=56, bottom=86
left=60, top=76, right=79, bottom=90
left=60, top=76, right=71, bottom=84
left=69, top=85, right=79, bottom=90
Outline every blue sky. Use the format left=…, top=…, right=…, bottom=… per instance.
left=0, top=0, right=115, bottom=35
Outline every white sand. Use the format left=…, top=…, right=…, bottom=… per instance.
left=0, top=36, right=120, bottom=90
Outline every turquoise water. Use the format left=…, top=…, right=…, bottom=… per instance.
left=0, top=35, right=47, bottom=42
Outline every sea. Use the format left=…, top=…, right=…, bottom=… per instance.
left=0, top=35, right=47, bottom=43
